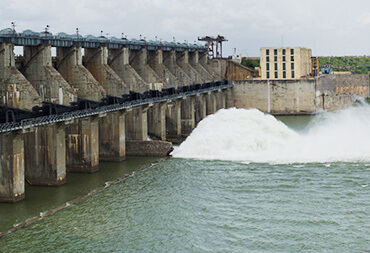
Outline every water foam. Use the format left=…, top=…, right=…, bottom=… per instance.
left=171, top=106, right=370, bottom=164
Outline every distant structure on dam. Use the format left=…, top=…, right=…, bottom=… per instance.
left=233, top=47, right=370, bottom=114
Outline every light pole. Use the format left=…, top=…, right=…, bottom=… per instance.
left=45, top=25, right=49, bottom=38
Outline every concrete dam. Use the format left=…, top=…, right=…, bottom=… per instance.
left=0, top=28, right=233, bottom=203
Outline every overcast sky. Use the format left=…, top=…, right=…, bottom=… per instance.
left=1, top=0, right=370, bottom=57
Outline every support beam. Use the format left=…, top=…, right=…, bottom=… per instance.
left=177, top=51, right=204, bottom=83
left=206, top=91, right=217, bottom=115
left=166, top=99, right=182, bottom=143
left=23, top=45, right=76, bottom=105
left=56, top=46, right=106, bottom=101
left=148, top=50, right=180, bottom=88
left=195, top=94, right=207, bottom=124
left=0, top=132, right=25, bottom=203
left=66, top=117, right=100, bottom=173
left=224, top=88, right=234, bottom=108
left=99, top=111, right=127, bottom=162
left=189, top=51, right=215, bottom=82
left=163, top=50, right=192, bottom=86
left=85, top=47, right=128, bottom=96
left=125, top=105, right=151, bottom=141
left=0, top=43, right=41, bottom=109
left=129, top=49, right=164, bottom=90
left=24, top=124, right=66, bottom=186
left=148, top=102, right=167, bottom=140
left=216, top=89, right=227, bottom=111
left=109, top=48, right=148, bottom=93
left=181, top=96, right=195, bottom=136
left=199, top=51, right=222, bottom=79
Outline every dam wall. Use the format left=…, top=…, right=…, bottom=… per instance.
left=233, top=73, right=370, bottom=114
left=233, top=79, right=317, bottom=114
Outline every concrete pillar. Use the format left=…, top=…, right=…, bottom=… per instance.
left=66, top=117, right=100, bottom=173
left=23, top=45, right=76, bottom=105
left=56, top=46, right=106, bottom=101
left=24, top=124, right=66, bottom=186
left=224, top=88, right=234, bottom=108
left=216, top=90, right=227, bottom=111
left=125, top=105, right=151, bottom=141
left=109, top=48, right=148, bottom=93
left=181, top=96, right=196, bottom=135
left=148, top=50, right=180, bottom=88
left=189, top=51, right=215, bottom=82
left=206, top=92, right=217, bottom=115
left=195, top=94, right=207, bottom=124
left=148, top=102, right=167, bottom=140
left=129, top=49, right=164, bottom=90
left=0, top=132, right=25, bottom=203
left=176, top=50, right=204, bottom=83
left=85, top=46, right=128, bottom=96
left=166, top=99, right=182, bottom=143
left=163, top=50, right=192, bottom=86
left=99, top=111, right=127, bottom=162
left=198, top=51, right=222, bottom=79
left=0, top=43, right=41, bottom=109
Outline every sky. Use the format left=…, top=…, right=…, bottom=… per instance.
left=1, top=0, right=370, bottom=57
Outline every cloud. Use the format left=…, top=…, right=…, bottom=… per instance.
left=2, top=0, right=370, bottom=56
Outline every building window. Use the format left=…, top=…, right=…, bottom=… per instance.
left=274, top=56, right=277, bottom=61
left=291, top=56, right=294, bottom=61
left=283, top=71, right=286, bottom=78
left=291, top=63, right=294, bottom=69
left=266, top=49, right=270, bottom=55
left=283, top=56, right=286, bottom=61
left=275, top=63, right=278, bottom=70
left=266, top=63, right=270, bottom=71
left=292, top=71, right=295, bottom=78
left=266, top=56, right=270, bottom=62
left=274, top=49, right=277, bottom=55
left=275, top=72, right=278, bottom=78
left=282, top=49, right=286, bottom=55
left=267, top=72, right=270, bottom=79
left=290, top=49, right=294, bottom=54
left=283, top=63, right=286, bottom=70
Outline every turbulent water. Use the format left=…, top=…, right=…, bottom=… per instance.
left=172, top=106, right=370, bottom=163
left=0, top=106, right=369, bottom=252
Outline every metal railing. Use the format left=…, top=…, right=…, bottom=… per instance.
left=0, top=30, right=206, bottom=52
left=0, top=83, right=233, bottom=133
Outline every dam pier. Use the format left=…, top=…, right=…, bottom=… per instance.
left=0, top=28, right=234, bottom=203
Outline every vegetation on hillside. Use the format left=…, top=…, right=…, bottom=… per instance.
left=319, top=56, right=370, bottom=74
left=241, top=58, right=260, bottom=70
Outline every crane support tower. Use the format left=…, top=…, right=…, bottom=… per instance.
left=198, top=35, right=227, bottom=58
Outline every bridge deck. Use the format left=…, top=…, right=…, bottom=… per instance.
left=0, top=29, right=206, bottom=52
left=0, top=83, right=233, bottom=134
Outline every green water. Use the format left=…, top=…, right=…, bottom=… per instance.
left=0, top=157, right=159, bottom=233
left=0, top=115, right=369, bottom=252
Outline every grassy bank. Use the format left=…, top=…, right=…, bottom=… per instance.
left=319, top=56, right=370, bottom=74
left=241, top=58, right=260, bottom=69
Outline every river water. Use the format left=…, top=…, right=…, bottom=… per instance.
left=0, top=106, right=369, bottom=252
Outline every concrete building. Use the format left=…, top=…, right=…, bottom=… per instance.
left=260, top=47, right=312, bottom=80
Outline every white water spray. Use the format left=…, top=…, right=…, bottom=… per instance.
left=171, top=106, right=370, bottom=164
